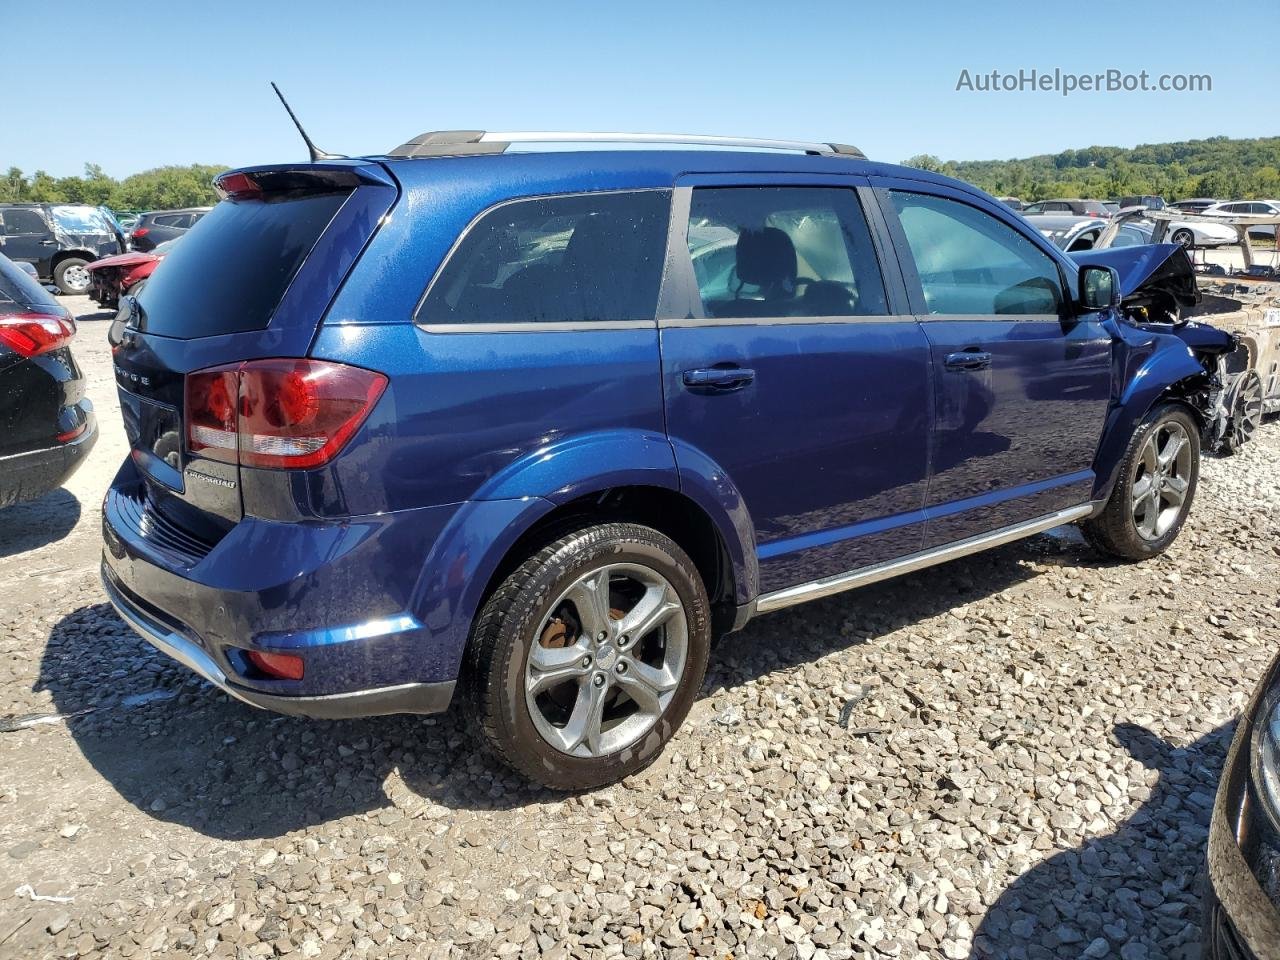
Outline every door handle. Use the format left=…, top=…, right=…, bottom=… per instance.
left=682, top=366, right=755, bottom=391
left=943, top=350, right=992, bottom=372
left=39, top=239, right=57, bottom=246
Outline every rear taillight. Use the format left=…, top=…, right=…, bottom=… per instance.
left=185, top=359, right=386, bottom=470
left=130, top=227, right=149, bottom=239
left=0, top=313, right=75, bottom=358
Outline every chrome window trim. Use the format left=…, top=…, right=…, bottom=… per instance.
left=412, top=187, right=673, bottom=333
left=658, top=314, right=914, bottom=328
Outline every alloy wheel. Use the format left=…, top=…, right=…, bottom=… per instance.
left=524, top=562, right=688, bottom=758
left=1131, top=421, right=1192, bottom=540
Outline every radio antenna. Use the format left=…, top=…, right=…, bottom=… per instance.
left=271, top=82, right=344, bottom=162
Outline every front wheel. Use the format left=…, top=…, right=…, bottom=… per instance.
left=54, top=257, right=91, bottom=296
left=1081, top=403, right=1200, bottom=560
left=466, top=522, right=710, bottom=790
left=1171, top=228, right=1195, bottom=248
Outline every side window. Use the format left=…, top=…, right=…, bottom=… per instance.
left=890, top=191, right=1064, bottom=316
left=417, top=190, right=670, bottom=326
left=684, top=187, right=887, bottom=318
left=2, top=208, right=48, bottom=235
left=153, top=215, right=180, bottom=227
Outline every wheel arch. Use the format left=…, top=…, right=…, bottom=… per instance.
left=410, top=431, right=757, bottom=685
left=51, top=249, right=98, bottom=269
left=1093, top=353, right=1209, bottom=503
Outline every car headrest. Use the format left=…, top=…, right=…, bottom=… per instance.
left=736, top=227, right=797, bottom=288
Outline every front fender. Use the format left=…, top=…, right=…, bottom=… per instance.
left=1093, top=325, right=1207, bottom=501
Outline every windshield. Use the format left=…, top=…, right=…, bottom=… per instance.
left=51, top=205, right=114, bottom=235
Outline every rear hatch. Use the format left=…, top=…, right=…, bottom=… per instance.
left=109, top=162, right=398, bottom=542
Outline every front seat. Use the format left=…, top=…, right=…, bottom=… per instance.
left=729, top=227, right=797, bottom=317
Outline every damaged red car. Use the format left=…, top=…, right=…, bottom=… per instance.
left=85, top=238, right=178, bottom=310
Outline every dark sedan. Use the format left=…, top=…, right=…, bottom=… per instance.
left=127, top=207, right=210, bottom=252
left=0, top=254, right=97, bottom=508
left=1204, top=648, right=1280, bottom=958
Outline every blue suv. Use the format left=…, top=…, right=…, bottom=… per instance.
left=102, top=132, right=1224, bottom=789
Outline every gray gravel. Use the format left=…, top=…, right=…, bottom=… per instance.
left=1, top=296, right=1277, bottom=959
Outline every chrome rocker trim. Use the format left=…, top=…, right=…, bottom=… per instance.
left=754, top=504, right=1096, bottom=614
left=101, top=566, right=454, bottom=719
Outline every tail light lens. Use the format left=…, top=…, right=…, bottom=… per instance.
left=186, top=359, right=386, bottom=470
left=0, top=313, right=75, bottom=358
left=130, top=227, right=149, bottom=238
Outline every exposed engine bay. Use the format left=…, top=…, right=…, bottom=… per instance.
left=1076, top=243, right=1262, bottom=453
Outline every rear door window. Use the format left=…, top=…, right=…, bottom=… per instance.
left=418, top=191, right=670, bottom=327
left=2, top=208, right=48, bottom=235
left=136, top=192, right=348, bottom=339
left=684, top=186, right=887, bottom=318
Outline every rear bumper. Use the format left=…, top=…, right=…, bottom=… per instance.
left=101, top=563, right=454, bottom=718
left=0, top=412, right=97, bottom=508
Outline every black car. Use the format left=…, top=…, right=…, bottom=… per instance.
left=1118, top=195, right=1167, bottom=211
left=1204, top=648, right=1280, bottom=959
left=1019, top=198, right=1112, bottom=218
left=0, top=254, right=97, bottom=508
left=127, top=207, right=211, bottom=252
left=1170, top=198, right=1222, bottom=214
left=0, top=203, right=125, bottom=295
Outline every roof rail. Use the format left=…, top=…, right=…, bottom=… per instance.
left=387, top=131, right=866, bottom=160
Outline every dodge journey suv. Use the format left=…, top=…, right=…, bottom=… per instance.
left=103, top=132, right=1218, bottom=789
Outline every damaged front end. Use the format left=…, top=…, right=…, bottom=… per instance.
left=1075, top=243, right=1256, bottom=453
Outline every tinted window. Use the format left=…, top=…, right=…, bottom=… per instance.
left=153, top=214, right=181, bottom=227
left=136, top=192, right=347, bottom=339
left=891, top=191, right=1063, bottom=316
left=0, top=254, right=62, bottom=310
left=685, top=187, right=886, bottom=318
left=419, top=191, right=670, bottom=326
left=2, top=209, right=48, bottom=235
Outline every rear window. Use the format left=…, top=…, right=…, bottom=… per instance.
left=417, top=190, right=670, bottom=327
left=135, top=192, right=347, bottom=339
left=0, top=255, right=61, bottom=311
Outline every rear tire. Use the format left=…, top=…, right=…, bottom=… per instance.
left=54, top=257, right=91, bottom=296
left=466, top=522, right=710, bottom=790
left=1081, top=403, right=1200, bottom=561
left=1171, top=228, right=1195, bottom=248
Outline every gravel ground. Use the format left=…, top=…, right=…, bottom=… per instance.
left=2, top=296, right=1279, bottom=959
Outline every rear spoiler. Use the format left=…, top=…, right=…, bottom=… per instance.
left=213, top=162, right=393, bottom=200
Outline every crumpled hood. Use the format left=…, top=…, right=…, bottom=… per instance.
left=1071, top=243, right=1201, bottom=308
left=87, top=250, right=158, bottom=271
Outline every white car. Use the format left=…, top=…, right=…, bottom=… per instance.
left=1202, top=200, right=1280, bottom=239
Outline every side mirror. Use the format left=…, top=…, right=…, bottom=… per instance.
left=1079, top=265, right=1121, bottom=311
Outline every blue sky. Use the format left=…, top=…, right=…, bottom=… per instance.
left=7, top=0, right=1273, bottom=179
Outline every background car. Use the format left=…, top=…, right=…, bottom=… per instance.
left=1203, top=646, right=1280, bottom=959
left=0, top=253, right=97, bottom=508
left=1168, top=197, right=1221, bottom=214
left=86, top=237, right=179, bottom=309
left=0, top=203, right=125, bottom=295
left=1023, top=214, right=1109, bottom=252
left=127, top=207, right=211, bottom=251
left=1203, top=199, right=1280, bottom=239
left=1103, top=214, right=1239, bottom=249
left=1019, top=198, right=1112, bottom=218
left=1119, top=195, right=1167, bottom=211
left=997, top=197, right=1024, bottom=210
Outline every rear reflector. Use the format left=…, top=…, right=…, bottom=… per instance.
left=186, top=358, right=386, bottom=470
left=247, top=650, right=305, bottom=680
left=56, top=422, right=87, bottom=443
left=0, top=313, right=75, bottom=358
